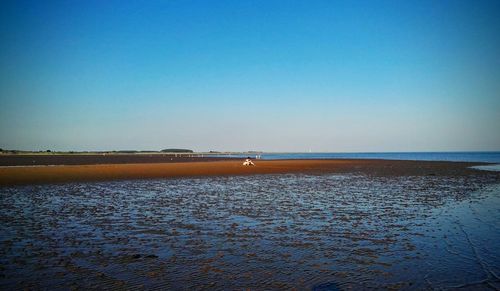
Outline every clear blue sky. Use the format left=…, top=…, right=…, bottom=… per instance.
left=1, top=0, right=499, bottom=152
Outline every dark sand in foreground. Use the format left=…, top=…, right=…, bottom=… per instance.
left=0, top=158, right=495, bottom=186
left=2, top=164, right=500, bottom=289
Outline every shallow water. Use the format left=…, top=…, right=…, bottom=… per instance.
left=1, top=174, right=499, bottom=290
left=472, top=164, right=500, bottom=172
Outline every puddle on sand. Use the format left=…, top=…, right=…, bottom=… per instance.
left=471, top=164, right=500, bottom=172
left=1, top=173, right=499, bottom=290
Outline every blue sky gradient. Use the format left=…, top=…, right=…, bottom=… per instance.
left=1, top=0, right=499, bottom=152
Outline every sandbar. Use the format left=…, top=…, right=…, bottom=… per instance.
left=0, top=159, right=495, bottom=186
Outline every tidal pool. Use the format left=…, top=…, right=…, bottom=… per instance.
left=471, top=164, right=500, bottom=172
left=1, top=173, right=499, bottom=290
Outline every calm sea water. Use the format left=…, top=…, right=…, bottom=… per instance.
left=218, top=152, right=500, bottom=163
left=1, top=172, right=499, bottom=289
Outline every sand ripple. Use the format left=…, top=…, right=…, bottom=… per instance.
left=1, top=173, right=499, bottom=289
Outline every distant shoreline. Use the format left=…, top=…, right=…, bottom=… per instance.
left=1, top=159, right=497, bottom=186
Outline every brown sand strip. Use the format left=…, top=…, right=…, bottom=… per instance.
left=0, top=159, right=494, bottom=186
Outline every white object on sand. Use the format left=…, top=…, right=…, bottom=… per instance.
left=243, top=159, right=255, bottom=166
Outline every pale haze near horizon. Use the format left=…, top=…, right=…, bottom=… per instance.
left=1, top=1, right=499, bottom=153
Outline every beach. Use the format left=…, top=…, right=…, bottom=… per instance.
left=0, top=156, right=496, bottom=186
left=2, top=0, right=499, bottom=289
left=1, top=159, right=499, bottom=289
left=2, top=156, right=500, bottom=289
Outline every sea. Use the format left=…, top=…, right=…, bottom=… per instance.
left=216, top=151, right=500, bottom=163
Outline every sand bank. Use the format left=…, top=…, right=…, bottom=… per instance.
left=0, top=159, right=493, bottom=186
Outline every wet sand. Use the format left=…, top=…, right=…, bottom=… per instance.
left=0, top=159, right=495, bottom=186
left=1, top=158, right=500, bottom=289
left=1, top=172, right=499, bottom=289
left=0, top=154, right=231, bottom=166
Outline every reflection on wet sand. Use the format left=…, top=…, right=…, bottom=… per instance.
left=1, top=173, right=499, bottom=289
